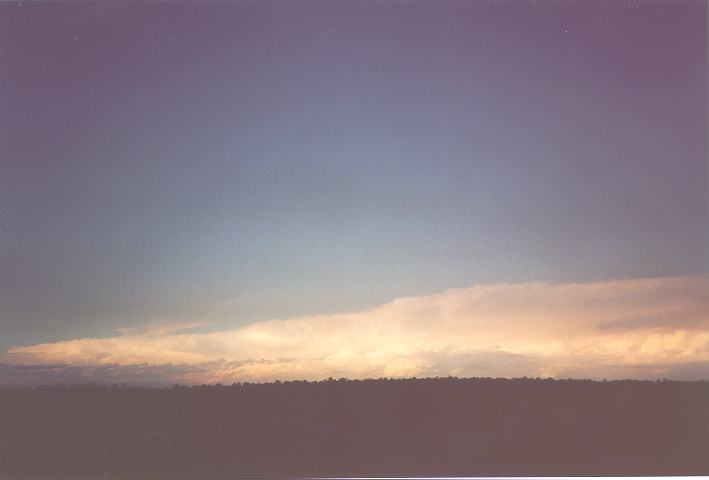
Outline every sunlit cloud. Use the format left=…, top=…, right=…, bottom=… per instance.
left=4, top=275, right=708, bottom=384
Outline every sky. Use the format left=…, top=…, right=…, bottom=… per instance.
left=0, top=1, right=707, bottom=385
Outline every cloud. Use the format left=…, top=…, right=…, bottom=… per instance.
left=3, top=275, right=708, bottom=384
left=111, top=320, right=214, bottom=337
left=0, top=362, right=222, bottom=387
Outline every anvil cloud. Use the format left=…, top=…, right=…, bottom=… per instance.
left=4, top=275, right=708, bottom=385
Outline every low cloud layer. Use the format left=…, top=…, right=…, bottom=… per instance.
left=3, top=275, right=708, bottom=384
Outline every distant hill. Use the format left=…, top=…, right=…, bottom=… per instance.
left=1, top=377, right=707, bottom=476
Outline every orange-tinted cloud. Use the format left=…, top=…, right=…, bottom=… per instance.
left=4, top=275, right=708, bottom=384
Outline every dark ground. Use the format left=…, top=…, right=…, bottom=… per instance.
left=1, top=377, right=707, bottom=477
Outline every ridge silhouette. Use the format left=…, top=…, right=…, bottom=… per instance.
left=1, top=377, right=707, bottom=476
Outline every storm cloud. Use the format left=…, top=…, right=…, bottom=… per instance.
left=4, top=275, right=707, bottom=384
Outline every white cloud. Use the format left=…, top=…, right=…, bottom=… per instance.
left=5, top=275, right=708, bottom=383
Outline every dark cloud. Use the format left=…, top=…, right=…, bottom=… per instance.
left=0, top=361, right=243, bottom=387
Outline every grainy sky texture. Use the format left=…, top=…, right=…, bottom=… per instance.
left=0, top=1, right=707, bottom=384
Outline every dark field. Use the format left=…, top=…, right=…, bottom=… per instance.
left=1, top=377, right=707, bottom=476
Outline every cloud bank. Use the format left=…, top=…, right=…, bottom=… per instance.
left=3, top=275, right=708, bottom=384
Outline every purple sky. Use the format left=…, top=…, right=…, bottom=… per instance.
left=0, top=1, right=707, bottom=383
